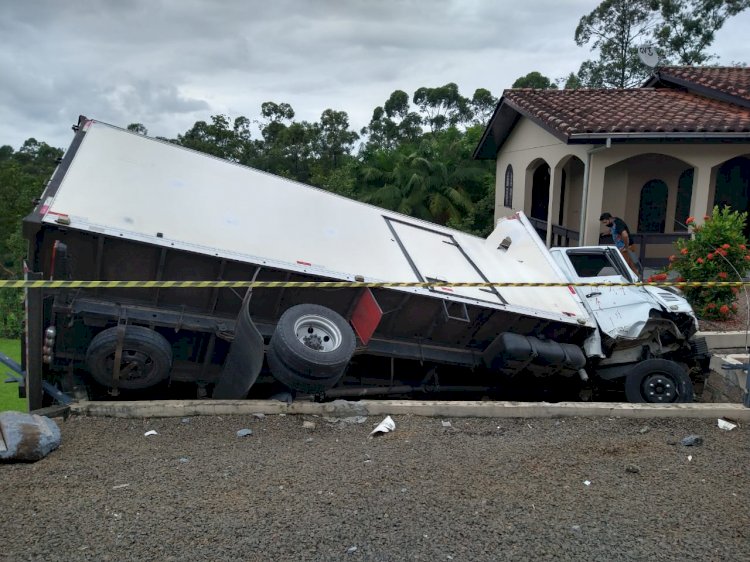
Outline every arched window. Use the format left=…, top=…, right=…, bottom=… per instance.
left=503, top=165, right=513, bottom=208
left=675, top=169, right=693, bottom=231
left=638, top=179, right=668, bottom=233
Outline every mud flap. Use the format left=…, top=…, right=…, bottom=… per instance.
left=213, top=295, right=264, bottom=399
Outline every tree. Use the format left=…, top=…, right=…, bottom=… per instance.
left=469, top=88, right=498, bottom=125
left=654, top=0, right=750, bottom=64
left=511, top=72, right=558, bottom=89
left=572, top=0, right=750, bottom=88
left=360, top=90, right=422, bottom=152
left=313, top=109, right=359, bottom=170
left=176, top=114, right=255, bottom=162
left=127, top=123, right=148, bottom=135
left=413, top=83, right=472, bottom=132
left=561, top=72, right=584, bottom=89
left=574, top=0, right=659, bottom=88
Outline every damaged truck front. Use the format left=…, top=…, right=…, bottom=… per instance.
left=19, top=117, right=709, bottom=409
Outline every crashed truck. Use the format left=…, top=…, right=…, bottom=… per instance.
left=19, top=116, right=709, bottom=409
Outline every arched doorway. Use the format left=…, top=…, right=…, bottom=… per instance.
left=638, top=179, right=668, bottom=233
left=675, top=169, right=693, bottom=232
left=531, top=164, right=550, bottom=221
left=714, top=156, right=750, bottom=237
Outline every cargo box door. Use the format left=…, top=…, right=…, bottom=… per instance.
left=385, top=218, right=505, bottom=305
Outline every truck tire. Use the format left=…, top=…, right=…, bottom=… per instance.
left=269, top=304, right=356, bottom=378
left=266, top=345, right=344, bottom=394
left=624, top=359, right=694, bottom=403
left=86, top=326, right=173, bottom=390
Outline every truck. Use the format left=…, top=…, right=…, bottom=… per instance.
left=19, top=116, right=709, bottom=409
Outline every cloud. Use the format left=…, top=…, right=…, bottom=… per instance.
left=0, top=0, right=747, bottom=149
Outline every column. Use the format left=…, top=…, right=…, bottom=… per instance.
left=689, top=164, right=712, bottom=226
left=583, top=160, right=606, bottom=246
left=546, top=165, right=563, bottom=247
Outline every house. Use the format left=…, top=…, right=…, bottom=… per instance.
left=473, top=66, right=750, bottom=265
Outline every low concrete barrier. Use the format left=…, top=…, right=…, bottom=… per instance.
left=70, top=399, right=750, bottom=421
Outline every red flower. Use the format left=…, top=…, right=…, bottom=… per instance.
left=732, top=287, right=739, bottom=294
left=669, top=255, right=676, bottom=262
left=722, top=244, right=731, bottom=250
left=732, top=303, right=738, bottom=309
left=718, top=249, right=727, bottom=257
left=746, top=255, right=750, bottom=261
left=707, top=253, right=714, bottom=260
left=740, top=244, right=746, bottom=250
left=697, top=258, right=705, bottom=264
left=686, top=217, right=695, bottom=225
left=680, top=248, right=688, bottom=255
left=719, top=304, right=730, bottom=315
left=718, top=272, right=728, bottom=279
left=652, top=273, right=668, bottom=281
left=706, top=303, right=716, bottom=309
left=677, top=277, right=685, bottom=282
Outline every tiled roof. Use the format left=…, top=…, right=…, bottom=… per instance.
left=503, top=87, right=750, bottom=138
left=654, top=66, right=750, bottom=105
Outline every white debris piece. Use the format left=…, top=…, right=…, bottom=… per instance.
left=717, top=418, right=738, bottom=431
left=583, top=480, right=591, bottom=486
left=370, top=416, right=396, bottom=437
left=441, top=420, right=452, bottom=428
left=144, top=430, right=158, bottom=436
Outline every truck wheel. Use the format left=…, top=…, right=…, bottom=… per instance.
left=624, top=359, right=694, bottom=403
left=269, top=304, right=356, bottom=378
left=266, top=345, right=343, bottom=394
left=86, top=326, right=173, bottom=390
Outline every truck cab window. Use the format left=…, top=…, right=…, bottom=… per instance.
left=567, top=253, right=619, bottom=278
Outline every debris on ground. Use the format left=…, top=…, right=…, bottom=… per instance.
left=302, top=421, right=316, bottom=429
left=181, top=418, right=191, bottom=424
left=625, top=465, right=641, bottom=474
left=112, top=484, right=130, bottom=490
left=253, top=413, right=266, bottom=420
left=639, top=426, right=651, bottom=434
left=681, top=435, right=704, bottom=447
left=369, top=416, right=396, bottom=437
left=441, top=420, right=452, bottom=428
left=717, top=418, right=738, bottom=431
left=236, top=429, right=253, bottom=437
left=144, top=430, right=158, bottom=437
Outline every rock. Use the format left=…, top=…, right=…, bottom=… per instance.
left=0, top=411, right=61, bottom=462
left=347, top=546, right=358, bottom=554
left=253, top=413, right=266, bottom=420
left=639, top=426, right=651, bottom=434
left=302, top=421, right=316, bottom=429
left=625, top=464, right=641, bottom=474
left=236, top=429, right=253, bottom=437
left=681, top=435, right=703, bottom=447
left=323, top=416, right=367, bottom=425
left=180, top=418, right=191, bottom=424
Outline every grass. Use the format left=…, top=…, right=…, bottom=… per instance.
left=0, top=338, right=27, bottom=412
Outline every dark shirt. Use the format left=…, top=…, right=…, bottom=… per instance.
left=609, top=217, right=630, bottom=249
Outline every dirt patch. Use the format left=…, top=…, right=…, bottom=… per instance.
left=1, top=414, right=748, bottom=561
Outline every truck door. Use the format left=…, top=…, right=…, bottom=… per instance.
left=385, top=218, right=505, bottom=305
left=561, top=248, right=654, bottom=338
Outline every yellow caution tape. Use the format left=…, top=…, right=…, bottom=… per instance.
left=0, top=280, right=747, bottom=289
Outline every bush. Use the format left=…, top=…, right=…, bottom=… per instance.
left=662, top=206, right=748, bottom=320
left=0, top=288, right=23, bottom=338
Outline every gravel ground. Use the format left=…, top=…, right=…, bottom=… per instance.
left=1, top=414, right=748, bottom=562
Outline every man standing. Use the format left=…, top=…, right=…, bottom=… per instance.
left=599, top=212, right=640, bottom=277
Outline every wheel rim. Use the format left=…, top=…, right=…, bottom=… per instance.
left=293, top=314, right=342, bottom=352
left=106, top=350, right=156, bottom=382
left=641, top=372, right=678, bottom=402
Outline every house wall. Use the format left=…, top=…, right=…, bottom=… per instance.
left=493, top=117, right=591, bottom=224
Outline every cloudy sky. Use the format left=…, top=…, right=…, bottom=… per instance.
left=1, top=0, right=748, bottom=150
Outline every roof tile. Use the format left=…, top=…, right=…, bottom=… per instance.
left=503, top=88, right=750, bottom=138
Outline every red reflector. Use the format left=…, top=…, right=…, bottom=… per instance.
left=350, top=288, right=383, bottom=346
left=296, top=260, right=312, bottom=266
left=568, top=285, right=575, bottom=294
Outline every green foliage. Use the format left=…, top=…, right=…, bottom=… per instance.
left=663, top=206, right=749, bottom=319
left=0, top=139, right=62, bottom=338
left=512, top=72, right=559, bottom=89
left=572, top=0, right=750, bottom=87
left=412, top=83, right=473, bottom=132
left=654, top=0, right=750, bottom=65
